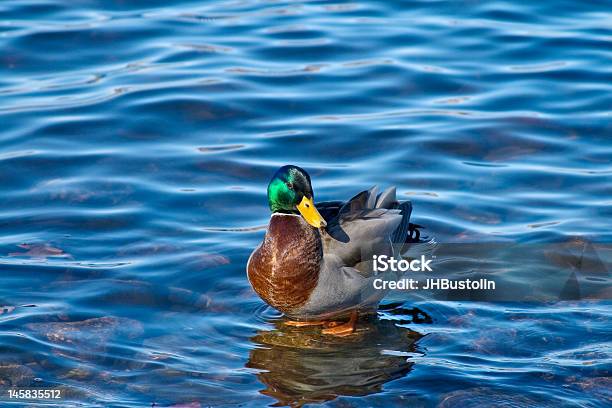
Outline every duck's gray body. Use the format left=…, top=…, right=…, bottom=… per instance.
left=289, top=186, right=416, bottom=320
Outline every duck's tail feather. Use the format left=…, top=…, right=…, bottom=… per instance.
left=391, top=200, right=413, bottom=245
left=336, top=186, right=385, bottom=220
left=375, top=186, right=397, bottom=209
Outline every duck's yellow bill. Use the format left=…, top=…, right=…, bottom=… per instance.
left=297, top=196, right=327, bottom=228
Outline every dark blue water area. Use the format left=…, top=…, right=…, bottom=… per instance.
left=0, top=0, right=611, bottom=407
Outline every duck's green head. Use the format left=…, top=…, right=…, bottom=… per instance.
left=267, top=165, right=327, bottom=228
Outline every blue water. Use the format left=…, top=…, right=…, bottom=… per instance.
left=1, top=0, right=611, bottom=407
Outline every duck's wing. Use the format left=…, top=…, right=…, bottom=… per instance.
left=319, top=187, right=415, bottom=276
left=315, top=200, right=343, bottom=224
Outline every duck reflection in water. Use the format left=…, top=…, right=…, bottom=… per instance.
left=247, top=309, right=427, bottom=407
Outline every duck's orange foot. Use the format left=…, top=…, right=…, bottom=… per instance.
left=284, top=320, right=326, bottom=327
left=321, top=311, right=358, bottom=337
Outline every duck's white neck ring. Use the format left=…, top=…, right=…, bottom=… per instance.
left=271, top=212, right=301, bottom=218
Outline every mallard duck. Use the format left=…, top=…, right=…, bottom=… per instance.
left=247, top=165, right=420, bottom=336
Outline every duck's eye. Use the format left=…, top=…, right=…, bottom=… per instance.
left=305, top=202, right=310, bottom=208
left=286, top=182, right=293, bottom=189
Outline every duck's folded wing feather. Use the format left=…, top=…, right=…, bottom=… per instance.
left=323, top=209, right=402, bottom=271
left=321, top=187, right=409, bottom=276
left=315, top=200, right=343, bottom=223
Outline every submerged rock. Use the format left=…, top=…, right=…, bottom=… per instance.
left=439, top=388, right=551, bottom=407
left=190, top=253, right=230, bottom=269
left=170, top=402, right=201, bottom=408
left=573, top=377, right=612, bottom=404
left=9, top=243, right=72, bottom=260
left=0, top=364, right=34, bottom=392
left=26, top=316, right=143, bottom=353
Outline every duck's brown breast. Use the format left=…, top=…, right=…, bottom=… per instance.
left=247, top=214, right=322, bottom=315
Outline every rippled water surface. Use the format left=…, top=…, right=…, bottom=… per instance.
left=1, top=0, right=611, bottom=407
